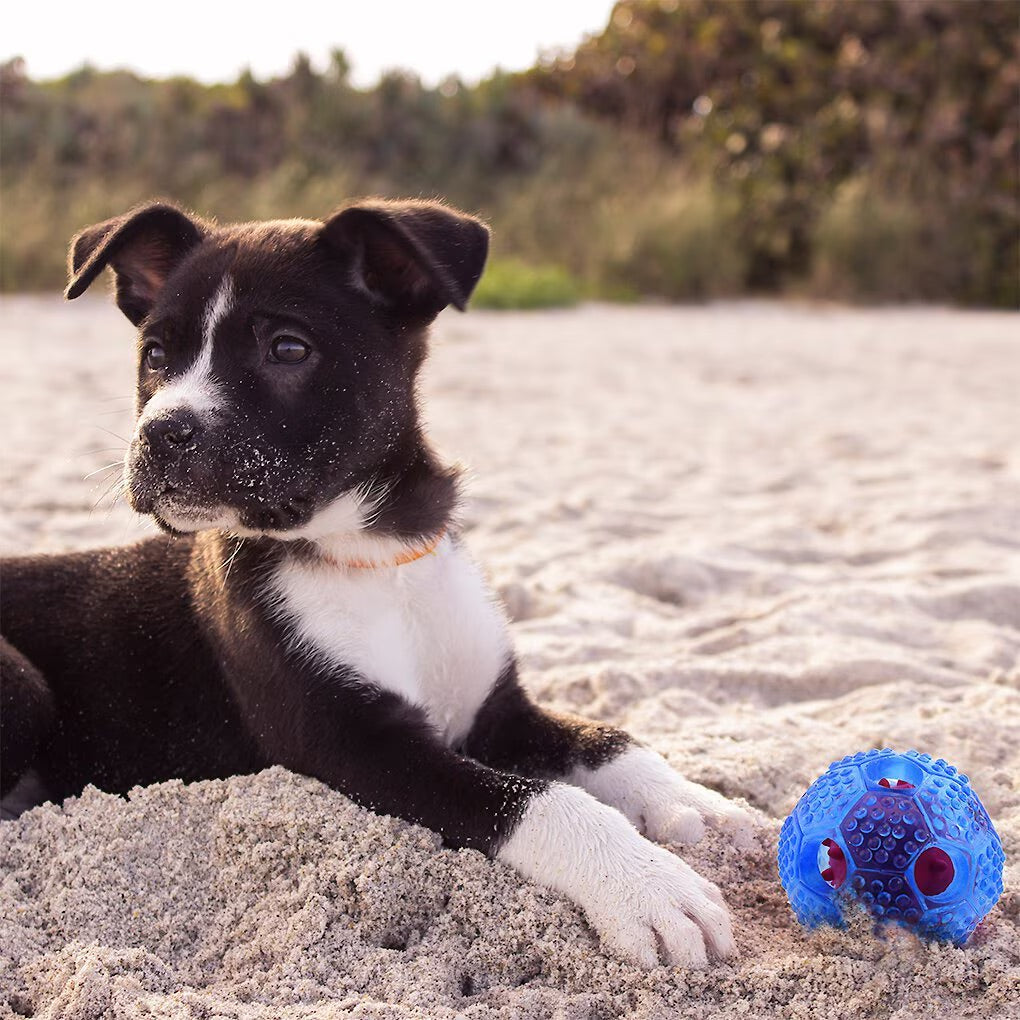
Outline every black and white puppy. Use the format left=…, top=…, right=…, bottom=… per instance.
left=0, top=200, right=754, bottom=968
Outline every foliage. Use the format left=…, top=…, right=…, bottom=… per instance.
left=1, top=1, right=1017, bottom=306
left=810, top=176, right=990, bottom=304
left=531, top=0, right=1020, bottom=306
left=471, top=258, right=581, bottom=309
left=605, top=180, right=747, bottom=301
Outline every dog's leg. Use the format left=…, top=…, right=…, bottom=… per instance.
left=464, top=662, right=758, bottom=850
left=456, top=665, right=744, bottom=966
left=237, top=670, right=734, bottom=968
left=1, top=637, right=56, bottom=798
left=496, top=777, right=735, bottom=967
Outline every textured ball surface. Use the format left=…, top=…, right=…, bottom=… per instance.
left=777, top=749, right=1004, bottom=944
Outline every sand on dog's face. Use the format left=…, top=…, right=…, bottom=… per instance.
left=1, top=299, right=1018, bottom=1019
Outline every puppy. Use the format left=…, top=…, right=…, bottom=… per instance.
left=0, top=200, right=753, bottom=968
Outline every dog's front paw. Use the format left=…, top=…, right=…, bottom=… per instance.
left=572, top=746, right=760, bottom=849
left=582, top=838, right=734, bottom=968
left=498, top=784, right=735, bottom=968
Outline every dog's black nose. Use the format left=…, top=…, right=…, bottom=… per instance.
left=142, top=411, right=200, bottom=451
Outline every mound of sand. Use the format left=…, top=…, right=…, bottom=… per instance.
left=1, top=299, right=1018, bottom=1019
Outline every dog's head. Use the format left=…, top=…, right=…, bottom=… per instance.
left=66, top=200, right=488, bottom=537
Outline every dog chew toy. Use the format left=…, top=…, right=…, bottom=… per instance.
left=778, top=749, right=1004, bottom=944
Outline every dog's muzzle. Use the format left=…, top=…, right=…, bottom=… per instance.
left=127, top=409, right=218, bottom=517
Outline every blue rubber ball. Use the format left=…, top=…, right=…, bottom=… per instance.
left=778, top=749, right=1004, bottom=944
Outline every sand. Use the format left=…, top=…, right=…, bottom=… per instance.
left=0, top=297, right=1018, bottom=1019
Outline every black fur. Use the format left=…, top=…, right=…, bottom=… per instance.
left=464, top=662, right=631, bottom=778
left=1, top=200, right=634, bottom=856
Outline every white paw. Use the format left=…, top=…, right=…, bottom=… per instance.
left=497, top=784, right=736, bottom=969
left=570, top=746, right=760, bottom=849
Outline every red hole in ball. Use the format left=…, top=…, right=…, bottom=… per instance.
left=878, top=778, right=916, bottom=789
left=915, top=847, right=954, bottom=896
left=820, top=838, right=847, bottom=888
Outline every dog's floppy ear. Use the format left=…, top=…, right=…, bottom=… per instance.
left=65, top=203, right=205, bottom=325
left=321, top=200, right=489, bottom=314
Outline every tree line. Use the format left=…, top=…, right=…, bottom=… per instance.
left=2, top=0, right=1017, bottom=306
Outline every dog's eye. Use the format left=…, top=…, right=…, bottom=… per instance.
left=143, top=343, right=167, bottom=370
left=269, top=335, right=311, bottom=364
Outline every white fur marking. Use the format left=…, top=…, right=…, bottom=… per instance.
left=497, top=783, right=736, bottom=968
left=568, top=746, right=760, bottom=849
left=201, top=274, right=235, bottom=350
left=137, top=275, right=234, bottom=428
left=269, top=537, right=511, bottom=746
left=265, top=483, right=437, bottom=566
left=267, top=484, right=417, bottom=565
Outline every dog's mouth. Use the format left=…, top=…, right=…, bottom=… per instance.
left=130, top=469, right=319, bottom=536
left=125, top=474, right=233, bottom=534
left=148, top=490, right=237, bottom=534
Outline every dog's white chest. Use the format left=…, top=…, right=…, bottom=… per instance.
left=270, top=538, right=510, bottom=745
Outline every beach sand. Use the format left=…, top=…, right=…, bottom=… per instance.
left=1, top=298, right=1017, bottom=1019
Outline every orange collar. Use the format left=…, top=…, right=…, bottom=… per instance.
left=321, top=530, right=445, bottom=570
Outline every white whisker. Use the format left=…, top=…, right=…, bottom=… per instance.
left=84, top=460, right=125, bottom=480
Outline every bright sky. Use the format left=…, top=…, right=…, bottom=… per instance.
left=4, top=1, right=616, bottom=87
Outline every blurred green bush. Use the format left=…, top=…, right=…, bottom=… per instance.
left=471, top=259, right=581, bottom=309
left=1, top=1, right=1016, bottom=307
left=605, top=181, right=747, bottom=301
left=813, top=179, right=960, bottom=303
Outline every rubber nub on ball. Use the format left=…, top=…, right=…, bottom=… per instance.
left=878, top=778, right=916, bottom=789
left=820, top=838, right=847, bottom=888
left=915, top=847, right=954, bottom=896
